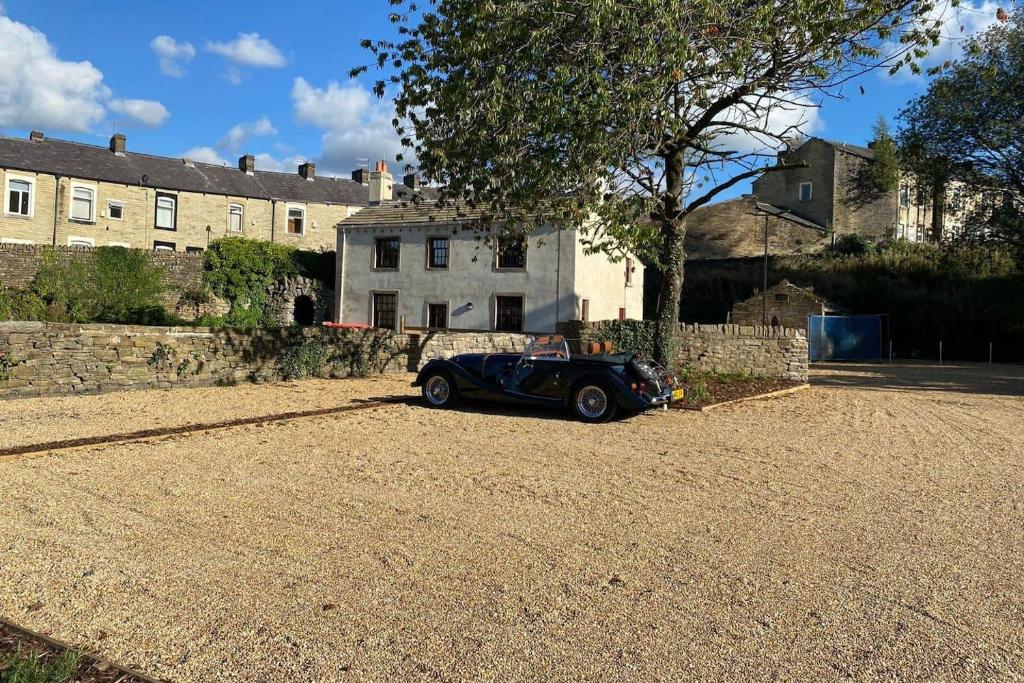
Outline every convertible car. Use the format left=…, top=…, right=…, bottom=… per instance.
left=412, top=335, right=681, bottom=422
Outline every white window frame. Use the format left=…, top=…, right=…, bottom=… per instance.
left=4, top=173, right=35, bottom=218
left=286, top=204, right=306, bottom=236
left=107, top=200, right=125, bottom=220
left=155, top=192, right=177, bottom=231
left=69, top=182, right=97, bottom=223
left=67, top=235, right=95, bottom=247
left=0, top=237, right=35, bottom=245
left=108, top=241, right=131, bottom=248
left=799, top=182, right=813, bottom=202
left=228, top=203, right=244, bottom=232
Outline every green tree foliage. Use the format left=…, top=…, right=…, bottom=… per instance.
left=202, top=237, right=299, bottom=327
left=357, top=0, right=953, bottom=362
left=31, top=247, right=168, bottom=324
left=868, top=117, right=900, bottom=194
left=682, top=243, right=1024, bottom=362
left=899, top=10, right=1023, bottom=255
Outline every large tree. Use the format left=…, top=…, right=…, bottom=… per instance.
left=899, top=9, right=1022, bottom=254
left=357, top=0, right=954, bottom=362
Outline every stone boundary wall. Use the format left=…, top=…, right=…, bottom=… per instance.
left=0, top=321, right=530, bottom=399
left=560, top=320, right=809, bottom=382
left=0, top=243, right=205, bottom=291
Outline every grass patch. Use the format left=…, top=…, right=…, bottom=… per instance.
left=0, top=646, right=80, bottom=683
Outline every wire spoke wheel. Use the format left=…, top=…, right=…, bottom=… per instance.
left=424, top=375, right=452, bottom=406
left=575, top=385, right=609, bottom=420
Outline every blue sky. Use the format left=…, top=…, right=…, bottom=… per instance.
left=0, top=1, right=1004, bottom=198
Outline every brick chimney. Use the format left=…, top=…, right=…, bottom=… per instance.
left=298, top=162, right=316, bottom=180
left=110, top=133, right=126, bottom=155
left=351, top=168, right=369, bottom=185
left=29, top=131, right=44, bottom=142
left=369, top=159, right=394, bottom=204
left=403, top=173, right=420, bottom=190
left=239, top=154, right=255, bottom=174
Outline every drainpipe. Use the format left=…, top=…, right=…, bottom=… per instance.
left=51, top=175, right=63, bottom=246
left=270, top=199, right=276, bottom=242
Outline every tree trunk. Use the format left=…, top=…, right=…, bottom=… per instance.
left=654, top=217, right=686, bottom=365
left=653, top=152, right=686, bottom=367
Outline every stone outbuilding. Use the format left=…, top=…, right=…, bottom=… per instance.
left=730, top=280, right=828, bottom=330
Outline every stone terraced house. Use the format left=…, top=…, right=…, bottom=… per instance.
left=0, top=131, right=430, bottom=253
left=685, top=137, right=969, bottom=259
left=334, top=202, right=644, bottom=333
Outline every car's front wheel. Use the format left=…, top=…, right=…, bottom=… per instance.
left=573, top=381, right=617, bottom=423
left=422, top=371, right=457, bottom=408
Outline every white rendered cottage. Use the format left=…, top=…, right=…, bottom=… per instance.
left=334, top=202, right=644, bottom=333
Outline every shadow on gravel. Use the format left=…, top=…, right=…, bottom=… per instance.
left=366, top=394, right=640, bottom=423
left=812, top=362, right=1024, bottom=397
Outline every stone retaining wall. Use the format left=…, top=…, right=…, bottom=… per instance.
left=0, top=321, right=529, bottom=399
left=560, top=320, right=809, bottom=382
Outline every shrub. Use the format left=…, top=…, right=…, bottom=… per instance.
left=30, top=247, right=167, bottom=323
left=827, top=233, right=873, bottom=257
left=0, top=285, right=49, bottom=322
left=279, top=334, right=330, bottom=380
left=203, top=237, right=298, bottom=327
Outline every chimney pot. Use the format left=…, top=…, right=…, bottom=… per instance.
left=403, top=173, right=421, bottom=190
left=352, top=168, right=369, bottom=185
left=375, top=159, right=388, bottom=173
left=29, top=131, right=44, bottom=142
left=298, top=162, right=316, bottom=180
left=239, top=154, right=255, bottom=174
left=110, top=133, right=126, bottom=155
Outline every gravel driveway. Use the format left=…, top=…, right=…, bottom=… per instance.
left=0, top=362, right=1022, bottom=681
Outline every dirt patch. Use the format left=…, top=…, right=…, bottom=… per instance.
left=675, top=372, right=804, bottom=409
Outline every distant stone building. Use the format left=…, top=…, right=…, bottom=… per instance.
left=0, top=131, right=434, bottom=253
left=730, top=280, right=828, bottom=330
left=686, top=137, right=968, bottom=260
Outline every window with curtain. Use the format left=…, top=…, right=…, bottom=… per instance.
left=71, top=187, right=94, bottom=222
left=228, top=204, right=243, bottom=232
left=155, top=193, right=176, bottom=230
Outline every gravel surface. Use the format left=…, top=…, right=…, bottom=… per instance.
left=1, top=362, right=1022, bottom=681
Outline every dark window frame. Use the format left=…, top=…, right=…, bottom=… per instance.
left=495, top=236, right=527, bottom=270
left=426, top=302, right=448, bottom=329
left=374, top=237, right=401, bottom=270
left=495, top=295, right=525, bottom=332
left=287, top=206, right=305, bottom=235
left=426, top=236, right=450, bottom=270
left=107, top=201, right=124, bottom=220
left=153, top=240, right=176, bottom=252
left=798, top=182, right=813, bottom=202
left=155, top=192, right=177, bottom=231
left=372, top=291, right=398, bottom=330
left=185, top=246, right=204, bottom=255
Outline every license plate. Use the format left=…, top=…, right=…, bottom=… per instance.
left=671, top=388, right=685, bottom=402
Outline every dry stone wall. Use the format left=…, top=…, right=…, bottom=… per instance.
left=0, top=321, right=530, bottom=399
left=562, top=320, right=808, bottom=382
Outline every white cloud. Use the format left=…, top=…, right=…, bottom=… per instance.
left=886, top=1, right=1001, bottom=81
left=711, top=93, right=824, bottom=157
left=222, top=66, right=244, bottom=86
left=206, top=33, right=286, bottom=68
left=291, top=77, right=408, bottom=174
left=181, top=146, right=229, bottom=165
left=0, top=15, right=109, bottom=132
left=150, top=35, right=195, bottom=78
left=253, top=152, right=306, bottom=173
left=219, top=116, right=277, bottom=152
left=109, top=98, right=169, bottom=127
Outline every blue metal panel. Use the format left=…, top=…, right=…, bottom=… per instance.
left=808, top=315, right=882, bottom=361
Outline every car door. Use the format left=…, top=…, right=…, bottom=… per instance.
left=511, top=358, right=568, bottom=398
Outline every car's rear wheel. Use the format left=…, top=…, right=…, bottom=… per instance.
left=573, top=381, right=616, bottom=423
left=422, top=371, right=457, bottom=408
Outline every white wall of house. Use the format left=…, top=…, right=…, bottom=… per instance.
left=335, top=221, right=643, bottom=332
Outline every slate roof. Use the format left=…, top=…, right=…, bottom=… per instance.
left=339, top=200, right=486, bottom=229
left=0, top=135, right=369, bottom=205
left=754, top=202, right=827, bottom=231
left=812, top=138, right=876, bottom=161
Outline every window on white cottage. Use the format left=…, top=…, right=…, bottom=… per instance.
left=71, top=187, right=95, bottom=222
